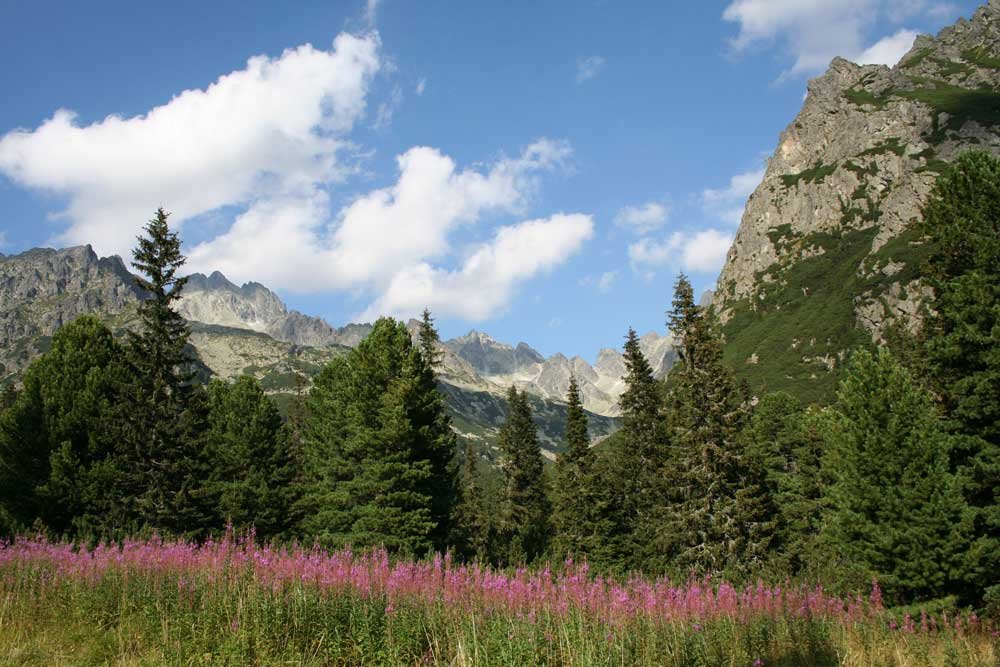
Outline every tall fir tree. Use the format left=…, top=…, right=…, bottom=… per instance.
left=821, top=348, right=970, bottom=604
left=553, top=375, right=597, bottom=557
left=658, top=274, right=763, bottom=577
left=411, top=308, right=459, bottom=551
left=497, top=386, right=551, bottom=563
left=920, top=151, right=1000, bottom=607
left=121, top=208, right=210, bottom=536
left=612, top=329, right=666, bottom=568
left=299, top=318, right=456, bottom=554
left=0, top=316, right=127, bottom=536
left=452, top=442, right=491, bottom=561
left=205, top=376, right=296, bottom=539
left=742, top=392, right=826, bottom=576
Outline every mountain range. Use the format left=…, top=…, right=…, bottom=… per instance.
left=6, top=3, right=1000, bottom=455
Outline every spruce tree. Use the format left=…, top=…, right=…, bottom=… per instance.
left=553, top=375, right=596, bottom=557
left=822, top=348, right=970, bottom=604
left=0, top=316, right=126, bottom=536
left=742, top=392, right=825, bottom=575
left=659, top=274, right=763, bottom=577
left=205, top=376, right=296, bottom=539
left=920, top=151, right=1000, bottom=606
left=412, top=309, right=459, bottom=551
left=497, top=386, right=550, bottom=563
left=452, top=442, right=490, bottom=561
left=299, top=318, right=455, bottom=554
left=121, top=208, right=209, bottom=536
left=615, top=328, right=666, bottom=568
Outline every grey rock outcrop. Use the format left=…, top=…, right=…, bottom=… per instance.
left=710, top=1, right=1000, bottom=400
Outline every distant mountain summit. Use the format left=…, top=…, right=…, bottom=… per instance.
left=179, top=272, right=369, bottom=348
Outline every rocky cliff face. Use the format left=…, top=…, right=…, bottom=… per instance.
left=0, top=245, right=143, bottom=381
left=712, top=1, right=1000, bottom=403
left=178, top=272, right=367, bottom=348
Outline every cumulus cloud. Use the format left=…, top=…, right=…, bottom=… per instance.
left=0, top=30, right=590, bottom=322
left=629, top=229, right=733, bottom=276
left=358, top=214, right=594, bottom=321
left=613, top=202, right=668, bottom=234
left=415, top=77, right=426, bottom=95
left=185, top=139, right=579, bottom=315
left=0, top=32, right=382, bottom=259
left=576, top=56, right=606, bottom=83
left=855, top=29, right=919, bottom=66
left=722, top=0, right=955, bottom=78
left=701, top=166, right=765, bottom=225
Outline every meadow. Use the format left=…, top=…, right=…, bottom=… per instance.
left=0, top=533, right=995, bottom=666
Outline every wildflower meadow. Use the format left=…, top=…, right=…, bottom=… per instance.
left=0, top=532, right=995, bottom=666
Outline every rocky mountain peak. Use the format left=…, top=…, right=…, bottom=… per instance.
left=711, top=2, right=1000, bottom=402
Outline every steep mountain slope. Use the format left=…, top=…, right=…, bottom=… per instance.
left=713, top=1, right=1000, bottom=404
left=0, top=246, right=618, bottom=454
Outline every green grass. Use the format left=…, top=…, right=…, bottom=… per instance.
left=896, top=84, right=1000, bottom=133
left=900, top=48, right=934, bottom=69
left=721, top=229, right=881, bottom=405
left=844, top=88, right=890, bottom=109
left=1, top=560, right=995, bottom=667
left=781, top=162, right=839, bottom=188
left=962, top=47, right=1000, bottom=70
left=860, top=138, right=907, bottom=157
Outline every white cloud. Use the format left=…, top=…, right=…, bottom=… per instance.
left=855, top=29, right=919, bottom=66
left=579, top=270, right=619, bottom=294
left=548, top=317, right=563, bottom=329
left=185, top=139, right=579, bottom=314
left=0, top=32, right=382, bottom=259
left=0, top=231, right=7, bottom=249
left=0, top=31, right=590, bottom=323
left=722, top=0, right=952, bottom=78
left=575, top=56, right=606, bottom=84
left=629, top=229, right=733, bottom=276
left=364, top=0, right=381, bottom=27
left=373, top=84, right=403, bottom=131
left=613, top=201, right=668, bottom=234
left=358, top=214, right=594, bottom=321
left=415, top=77, right=426, bottom=95
left=701, top=166, right=765, bottom=225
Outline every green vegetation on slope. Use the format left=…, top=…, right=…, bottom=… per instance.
left=721, top=228, right=879, bottom=405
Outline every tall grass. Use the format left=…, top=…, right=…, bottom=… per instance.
left=0, top=533, right=995, bottom=666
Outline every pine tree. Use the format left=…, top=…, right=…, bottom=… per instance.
left=412, top=309, right=459, bottom=552
left=497, top=386, right=550, bottom=563
left=418, top=308, right=443, bottom=369
left=920, top=151, right=1000, bottom=606
left=658, top=274, right=763, bottom=577
left=742, top=392, right=825, bottom=575
left=299, top=318, right=456, bottom=554
left=821, top=348, right=970, bottom=604
left=0, top=316, right=127, bottom=536
left=120, top=208, right=210, bottom=536
left=553, top=375, right=596, bottom=557
left=205, top=376, right=296, bottom=539
left=453, top=442, right=490, bottom=560
left=614, top=328, right=666, bottom=568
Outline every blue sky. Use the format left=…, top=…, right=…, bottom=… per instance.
left=0, top=0, right=982, bottom=360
